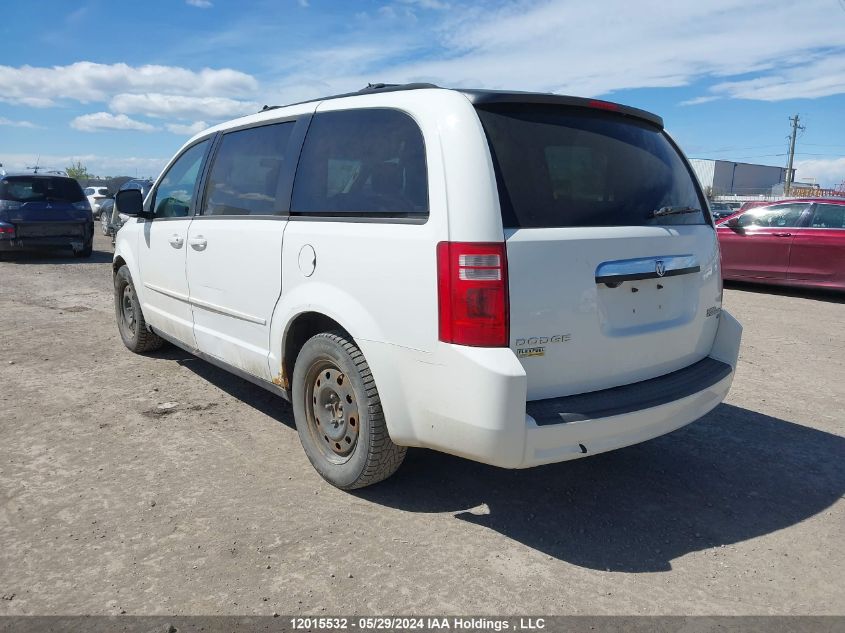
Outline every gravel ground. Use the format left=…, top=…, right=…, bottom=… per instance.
left=0, top=233, right=843, bottom=615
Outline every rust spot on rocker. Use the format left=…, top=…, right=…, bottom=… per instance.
left=271, top=367, right=289, bottom=391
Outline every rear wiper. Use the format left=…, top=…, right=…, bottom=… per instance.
left=649, top=206, right=701, bottom=218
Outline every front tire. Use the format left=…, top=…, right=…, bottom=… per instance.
left=114, top=265, right=164, bottom=353
left=292, top=331, right=406, bottom=489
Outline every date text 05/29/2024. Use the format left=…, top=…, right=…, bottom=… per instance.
left=290, top=617, right=547, bottom=631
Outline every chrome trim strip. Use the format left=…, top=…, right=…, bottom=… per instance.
left=189, top=296, right=267, bottom=325
left=143, top=282, right=189, bottom=302
left=143, top=282, right=266, bottom=325
left=595, top=254, right=700, bottom=284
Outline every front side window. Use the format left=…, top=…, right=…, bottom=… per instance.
left=84, top=187, right=95, bottom=195
left=737, top=203, right=808, bottom=228
left=810, top=203, right=845, bottom=229
left=291, top=108, right=428, bottom=218
left=152, top=140, right=209, bottom=218
left=202, top=122, right=294, bottom=216
left=476, top=105, right=706, bottom=228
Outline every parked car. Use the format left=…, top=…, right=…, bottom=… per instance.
left=84, top=186, right=110, bottom=218
left=99, top=198, right=115, bottom=235
left=709, top=202, right=735, bottom=221
left=112, top=83, right=741, bottom=489
left=0, top=173, right=94, bottom=259
left=717, top=198, right=845, bottom=290
left=737, top=200, right=770, bottom=213
left=108, top=179, right=153, bottom=241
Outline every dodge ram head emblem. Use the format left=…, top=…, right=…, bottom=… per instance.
left=655, top=260, right=666, bottom=277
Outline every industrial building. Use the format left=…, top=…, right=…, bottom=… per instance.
left=688, top=159, right=794, bottom=197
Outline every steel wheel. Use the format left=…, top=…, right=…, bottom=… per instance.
left=304, top=361, right=360, bottom=463
left=121, top=284, right=136, bottom=335
left=292, top=331, right=406, bottom=489
left=114, top=265, right=164, bottom=354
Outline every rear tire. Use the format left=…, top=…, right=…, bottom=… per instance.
left=292, top=331, right=406, bottom=489
left=114, top=265, right=164, bottom=353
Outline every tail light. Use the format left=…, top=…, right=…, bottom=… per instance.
left=437, top=241, right=509, bottom=347
left=0, top=222, right=15, bottom=238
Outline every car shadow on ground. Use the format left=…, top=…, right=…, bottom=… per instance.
left=725, top=280, right=845, bottom=304
left=1, top=248, right=112, bottom=265
left=156, top=347, right=297, bottom=430
left=358, top=404, right=844, bottom=572
left=149, top=347, right=845, bottom=573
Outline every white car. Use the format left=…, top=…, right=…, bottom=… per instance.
left=83, top=186, right=110, bottom=218
left=112, top=83, right=742, bottom=489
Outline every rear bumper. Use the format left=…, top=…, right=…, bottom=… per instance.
left=367, top=309, right=742, bottom=469
left=0, top=236, right=87, bottom=251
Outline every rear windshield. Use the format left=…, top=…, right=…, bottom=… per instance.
left=0, top=176, right=85, bottom=203
left=476, top=105, right=707, bottom=228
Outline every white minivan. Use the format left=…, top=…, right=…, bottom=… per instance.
left=113, top=83, right=742, bottom=489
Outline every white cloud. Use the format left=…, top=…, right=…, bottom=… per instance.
left=0, top=117, right=40, bottom=129
left=0, top=153, right=166, bottom=179
left=110, top=93, right=259, bottom=120
left=165, top=121, right=209, bottom=135
left=0, top=96, right=55, bottom=108
left=680, top=96, right=720, bottom=107
left=71, top=112, right=157, bottom=133
left=186, top=0, right=213, bottom=7
left=0, top=62, right=257, bottom=106
left=698, top=56, right=845, bottom=102
left=794, top=157, right=845, bottom=189
left=397, top=0, right=450, bottom=9
left=272, top=0, right=845, bottom=103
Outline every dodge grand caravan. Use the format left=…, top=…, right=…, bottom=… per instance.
left=112, top=83, right=742, bottom=489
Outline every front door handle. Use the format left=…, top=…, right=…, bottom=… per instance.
left=189, top=235, right=207, bottom=251
left=168, top=234, right=184, bottom=248
left=772, top=232, right=792, bottom=237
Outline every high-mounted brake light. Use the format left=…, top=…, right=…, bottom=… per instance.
left=587, top=99, right=620, bottom=112
left=437, top=241, right=509, bottom=347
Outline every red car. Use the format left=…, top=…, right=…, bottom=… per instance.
left=717, top=198, right=845, bottom=291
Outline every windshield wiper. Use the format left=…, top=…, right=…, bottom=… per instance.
left=649, top=206, right=701, bottom=218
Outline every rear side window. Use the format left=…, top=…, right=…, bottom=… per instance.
left=203, top=122, right=294, bottom=216
left=810, top=204, right=845, bottom=229
left=476, top=105, right=706, bottom=228
left=1, top=176, right=85, bottom=203
left=291, top=108, right=428, bottom=218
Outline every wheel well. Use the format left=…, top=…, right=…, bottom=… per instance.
left=112, top=256, right=126, bottom=275
left=283, top=312, right=348, bottom=388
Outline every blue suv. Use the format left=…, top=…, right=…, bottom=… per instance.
left=0, top=173, right=94, bottom=259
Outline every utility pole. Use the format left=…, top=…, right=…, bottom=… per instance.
left=784, top=114, right=804, bottom=196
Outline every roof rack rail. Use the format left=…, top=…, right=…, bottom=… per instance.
left=259, top=82, right=441, bottom=112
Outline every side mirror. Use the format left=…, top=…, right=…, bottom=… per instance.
left=724, top=216, right=742, bottom=228
left=115, top=189, right=149, bottom=218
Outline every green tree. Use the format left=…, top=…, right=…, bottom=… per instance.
left=66, top=160, right=91, bottom=181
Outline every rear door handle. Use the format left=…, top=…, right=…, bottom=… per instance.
left=189, top=235, right=207, bottom=251
left=168, top=234, right=184, bottom=248
left=772, top=232, right=792, bottom=237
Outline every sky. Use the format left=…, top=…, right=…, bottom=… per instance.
left=1, top=0, right=844, bottom=187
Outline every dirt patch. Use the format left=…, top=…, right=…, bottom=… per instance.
left=0, top=234, right=843, bottom=616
